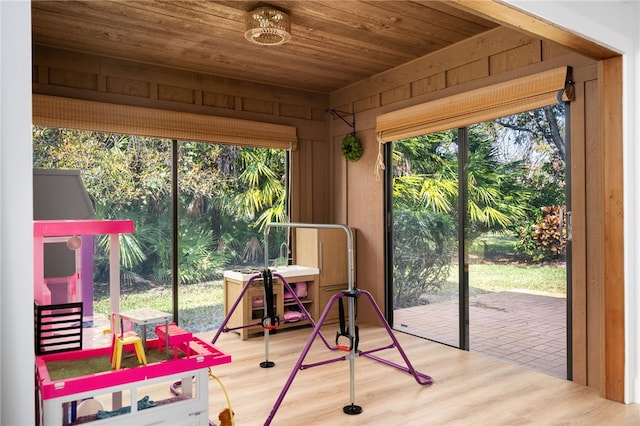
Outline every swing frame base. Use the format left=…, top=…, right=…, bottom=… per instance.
left=343, top=403, right=363, bottom=415
left=265, top=289, right=433, bottom=425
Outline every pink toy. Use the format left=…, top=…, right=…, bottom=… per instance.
left=155, top=323, right=193, bottom=359
left=34, top=220, right=134, bottom=314
left=36, top=338, right=231, bottom=426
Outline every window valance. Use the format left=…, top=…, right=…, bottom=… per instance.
left=375, top=66, right=572, bottom=143
left=33, top=95, right=298, bottom=150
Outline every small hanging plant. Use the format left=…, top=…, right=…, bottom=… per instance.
left=341, top=133, right=363, bottom=162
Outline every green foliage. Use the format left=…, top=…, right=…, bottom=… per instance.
left=175, top=220, right=230, bottom=283
left=516, top=206, right=567, bottom=262
left=393, top=129, right=533, bottom=233
left=391, top=105, right=567, bottom=306
left=392, top=209, right=456, bottom=307
left=32, top=126, right=289, bottom=285
left=341, top=134, right=363, bottom=162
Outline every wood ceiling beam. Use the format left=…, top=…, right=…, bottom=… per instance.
left=446, top=0, right=618, bottom=59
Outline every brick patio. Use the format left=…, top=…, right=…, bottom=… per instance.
left=393, top=290, right=567, bottom=378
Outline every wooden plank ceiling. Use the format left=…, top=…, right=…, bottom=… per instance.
left=31, top=1, right=499, bottom=94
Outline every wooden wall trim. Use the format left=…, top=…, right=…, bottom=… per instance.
left=600, top=56, right=625, bottom=402
left=568, top=62, right=603, bottom=391
left=584, top=78, right=604, bottom=391
left=569, top=77, right=587, bottom=386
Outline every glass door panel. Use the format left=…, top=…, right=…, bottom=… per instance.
left=466, top=115, right=567, bottom=378
left=391, top=129, right=461, bottom=347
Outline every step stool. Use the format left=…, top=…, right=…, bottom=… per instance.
left=155, top=323, right=192, bottom=359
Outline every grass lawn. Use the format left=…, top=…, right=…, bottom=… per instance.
left=429, top=263, right=566, bottom=300
left=468, top=264, right=566, bottom=294
left=471, top=233, right=518, bottom=257
left=94, top=281, right=225, bottom=333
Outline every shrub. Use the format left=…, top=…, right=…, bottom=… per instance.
left=516, top=205, right=567, bottom=262
left=392, top=209, right=456, bottom=307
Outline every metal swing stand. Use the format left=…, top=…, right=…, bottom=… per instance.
left=258, top=269, right=337, bottom=368
left=211, top=226, right=336, bottom=368
left=262, top=223, right=433, bottom=426
left=210, top=268, right=316, bottom=368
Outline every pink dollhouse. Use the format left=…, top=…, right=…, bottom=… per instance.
left=33, top=218, right=232, bottom=426
left=33, top=170, right=231, bottom=425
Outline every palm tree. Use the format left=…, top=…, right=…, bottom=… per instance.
left=391, top=127, right=534, bottom=306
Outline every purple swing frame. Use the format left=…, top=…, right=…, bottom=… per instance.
left=261, top=223, right=433, bottom=425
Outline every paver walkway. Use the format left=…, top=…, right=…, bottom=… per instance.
left=393, top=290, right=567, bottom=378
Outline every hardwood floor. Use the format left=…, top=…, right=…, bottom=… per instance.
left=197, top=324, right=639, bottom=425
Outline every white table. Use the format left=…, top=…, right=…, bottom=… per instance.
left=119, top=308, right=172, bottom=358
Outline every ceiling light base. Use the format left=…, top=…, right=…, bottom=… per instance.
left=244, top=6, right=291, bottom=46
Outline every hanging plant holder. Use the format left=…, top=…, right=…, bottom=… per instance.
left=326, top=109, right=363, bottom=162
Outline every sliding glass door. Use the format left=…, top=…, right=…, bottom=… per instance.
left=388, top=104, right=569, bottom=378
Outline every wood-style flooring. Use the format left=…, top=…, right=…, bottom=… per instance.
left=196, top=324, right=639, bottom=425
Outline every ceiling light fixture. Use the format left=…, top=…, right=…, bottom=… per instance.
left=244, top=6, right=291, bottom=46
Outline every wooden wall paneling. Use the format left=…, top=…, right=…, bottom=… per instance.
left=600, top=56, right=625, bottom=402
left=105, top=76, right=151, bottom=98
left=380, top=84, right=411, bottom=106
left=32, top=46, right=331, bottom=141
left=311, top=136, right=332, bottom=223
left=331, top=26, right=537, bottom=107
left=569, top=79, right=587, bottom=386
left=489, top=40, right=542, bottom=74
left=333, top=55, right=593, bottom=134
left=584, top=78, right=604, bottom=392
left=35, top=63, right=48, bottom=86
left=346, top=128, right=385, bottom=323
left=411, top=72, right=446, bottom=98
left=353, top=95, right=380, bottom=114
left=332, top=133, right=347, bottom=224
left=445, top=57, right=489, bottom=86
left=48, top=68, right=97, bottom=91
left=291, top=140, right=316, bottom=226
left=542, top=40, right=571, bottom=61
left=158, top=84, right=194, bottom=104
left=202, top=92, right=236, bottom=110
left=34, top=46, right=329, bottom=111
left=280, top=103, right=310, bottom=120
left=329, top=110, right=356, bottom=225
left=241, top=97, right=275, bottom=115
left=32, top=45, right=100, bottom=75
